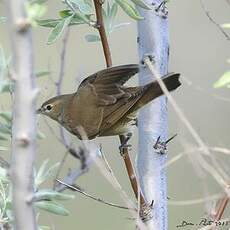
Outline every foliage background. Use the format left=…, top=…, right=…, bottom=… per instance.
left=0, top=0, right=230, bottom=229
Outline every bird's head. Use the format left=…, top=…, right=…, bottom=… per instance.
left=37, top=94, right=72, bottom=122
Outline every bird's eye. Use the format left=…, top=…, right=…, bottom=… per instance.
left=45, top=104, right=53, bottom=111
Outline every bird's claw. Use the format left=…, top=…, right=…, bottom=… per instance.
left=119, top=133, right=133, bottom=155
left=119, top=144, right=132, bottom=154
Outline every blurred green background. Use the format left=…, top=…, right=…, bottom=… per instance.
left=1, top=0, right=230, bottom=229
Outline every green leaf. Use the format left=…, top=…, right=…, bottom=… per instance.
left=37, top=19, right=61, bottom=28
left=35, top=159, right=49, bottom=186
left=221, top=23, right=230, bottom=29
left=30, top=0, right=48, bottom=4
left=39, top=226, right=51, bottom=230
left=130, top=0, right=152, bottom=10
left=26, top=2, right=47, bottom=26
left=35, top=189, right=75, bottom=201
left=0, top=166, right=8, bottom=179
left=115, top=0, right=144, bottom=20
left=37, top=13, right=90, bottom=28
left=0, top=17, right=6, bottom=23
left=35, top=160, right=60, bottom=187
left=47, top=15, right=73, bottom=45
left=35, top=201, right=70, bottom=216
left=110, top=3, right=118, bottom=23
left=63, top=0, right=92, bottom=24
left=0, top=112, right=12, bottom=123
left=37, top=130, right=45, bottom=139
left=68, top=0, right=93, bottom=15
left=36, top=71, right=51, bottom=78
left=85, top=34, right=100, bottom=42
left=0, top=81, right=12, bottom=93
left=0, top=133, right=9, bottom=141
left=0, top=47, right=11, bottom=93
left=59, top=10, right=72, bottom=18
left=0, top=146, right=8, bottom=151
left=214, top=71, right=230, bottom=88
left=0, top=123, right=11, bottom=135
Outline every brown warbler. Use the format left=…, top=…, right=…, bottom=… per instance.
left=37, top=64, right=181, bottom=140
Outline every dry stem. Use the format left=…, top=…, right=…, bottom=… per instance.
left=93, top=0, right=148, bottom=219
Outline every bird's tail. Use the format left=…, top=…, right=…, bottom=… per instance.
left=136, top=73, right=181, bottom=109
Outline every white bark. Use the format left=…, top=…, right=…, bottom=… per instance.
left=7, top=0, right=38, bottom=229
left=137, top=1, right=169, bottom=229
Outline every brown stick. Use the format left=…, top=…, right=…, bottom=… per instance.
left=93, top=0, right=149, bottom=215
left=93, top=0, right=112, bottom=67
left=213, top=194, right=229, bottom=221
left=119, top=135, right=146, bottom=206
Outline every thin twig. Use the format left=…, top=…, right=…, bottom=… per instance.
left=200, top=0, right=230, bottom=41
left=93, top=148, right=147, bottom=230
left=56, top=27, right=70, bottom=148
left=52, top=28, right=73, bottom=188
left=56, top=179, right=132, bottom=210
left=93, top=0, right=149, bottom=221
left=93, top=0, right=112, bottom=67
left=56, top=28, right=70, bottom=96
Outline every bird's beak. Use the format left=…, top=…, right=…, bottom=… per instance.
left=36, top=108, right=42, bottom=114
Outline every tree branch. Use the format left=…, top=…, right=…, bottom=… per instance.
left=7, top=0, right=37, bottom=229
left=136, top=1, right=170, bottom=228
left=56, top=179, right=131, bottom=210
left=93, top=0, right=149, bottom=218
left=93, top=0, right=112, bottom=67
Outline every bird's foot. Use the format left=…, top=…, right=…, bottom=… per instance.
left=119, top=133, right=133, bottom=155
left=153, top=134, right=177, bottom=155
left=119, top=144, right=132, bottom=154
left=132, top=118, right=138, bottom=127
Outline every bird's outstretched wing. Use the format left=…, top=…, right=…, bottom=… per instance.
left=78, top=64, right=139, bottom=106
left=68, top=64, right=139, bottom=139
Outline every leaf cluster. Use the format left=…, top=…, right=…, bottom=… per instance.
left=0, top=160, right=74, bottom=229
left=36, top=0, right=152, bottom=44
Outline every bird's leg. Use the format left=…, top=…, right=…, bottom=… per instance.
left=119, top=132, right=132, bottom=153
left=119, top=134, right=148, bottom=215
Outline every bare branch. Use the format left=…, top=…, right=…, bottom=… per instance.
left=7, top=0, right=37, bottom=229
left=92, top=0, right=149, bottom=221
left=93, top=148, right=147, bottom=230
left=54, top=146, right=91, bottom=192
left=56, top=179, right=132, bottom=210
left=93, top=0, right=112, bottom=67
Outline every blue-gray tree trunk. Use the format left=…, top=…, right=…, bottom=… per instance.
left=137, top=1, right=169, bottom=229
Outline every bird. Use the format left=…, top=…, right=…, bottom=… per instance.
left=37, top=64, right=181, bottom=141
